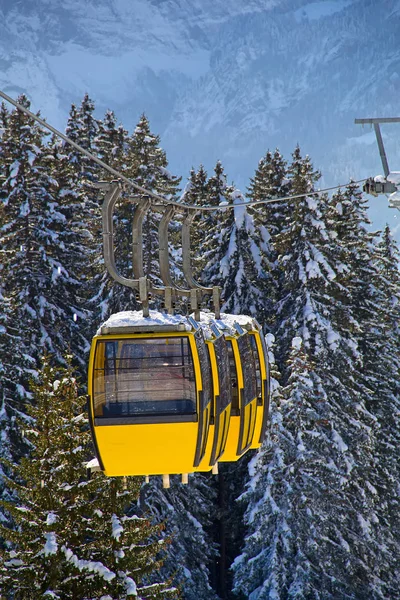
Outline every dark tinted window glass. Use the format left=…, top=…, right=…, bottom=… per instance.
left=195, top=331, right=211, bottom=410
left=214, top=336, right=232, bottom=411
left=238, top=335, right=257, bottom=406
left=93, top=337, right=196, bottom=417
left=259, top=330, right=271, bottom=411
left=227, top=340, right=239, bottom=413
left=249, top=334, right=262, bottom=398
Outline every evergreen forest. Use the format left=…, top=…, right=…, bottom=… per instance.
left=1, top=94, right=400, bottom=599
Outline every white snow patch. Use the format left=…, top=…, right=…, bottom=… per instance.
left=63, top=546, right=116, bottom=581
left=292, top=337, right=302, bottom=350
left=265, top=333, right=275, bottom=348
left=124, top=576, right=137, bottom=596
left=327, top=328, right=340, bottom=350
left=231, top=188, right=247, bottom=228
left=46, top=512, right=57, bottom=526
left=44, top=532, right=58, bottom=555
left=331, top=429, right=348, bottom=452
left=112, top=514, right=124, bottom=541
left=86, top=457, right=100, bottom=469
left=374, top=174, right=387, bottom=183
left=97, top=310, right=191, bottom=334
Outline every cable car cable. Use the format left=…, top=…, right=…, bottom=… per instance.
left=0, top=90, right=367, bottom=213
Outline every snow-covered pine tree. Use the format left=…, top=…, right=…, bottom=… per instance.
left=326, top=184, right=400, bottom=594
left=0, top=95, right=59, bottom=390
left=0, top=101, right=8, bottom=135
left=197, top=161, right=230, bottom=288
left=233, top=337, right=357, bottom=599
left=233, top=151, right=387, bottom=598
left=0, top=96, right=95, bottom=381
left=95, top=113, right=182, bottom=318
left=60, top=96, right=108, bottom=338
left=0, top=287, right=28, bottom=519
left=63, top=95, right=101, bottom=188
left=369, top=224, right=400, bottom=594
left=124, top=114, right=181, bottom=288
left=271, top=146, right=323, bottom=365
left=199, top=161, right=233, bottom=288
left=180, top=164, right=208, bottom=280
left=90, top=109, right=139, bottom=319
left=75, top=93, right=100, bottom=172
left=246, top=148, right=291, bottom=328
left=34, top=136, right=95, bottom=376
left=141, top=473, right=219, bottom=600
left=181, top=165, right=208, bottom=207
left=0, top=357, right=176, bottom=599
left=247, top=148, right=291, bottom=238
left=95, top=109, right=127, bottom=170
left=217, top=188, right=264, bottom=318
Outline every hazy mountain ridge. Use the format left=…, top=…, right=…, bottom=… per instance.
left=1, top=0, right=400, bottom=229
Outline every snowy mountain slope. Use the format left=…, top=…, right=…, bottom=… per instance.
left=1, top=0, right=400, bottom=231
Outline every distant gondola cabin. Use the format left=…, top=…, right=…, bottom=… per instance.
left=195, top=319, right=232, bottom=471
left=208, top=314, right=270, bottom=461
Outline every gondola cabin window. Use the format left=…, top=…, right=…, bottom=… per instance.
left=249, top=334, right=262, bottom=400
left=214, top=336, right=231, bottom=410
left=238, top=335, right=257, bottom=406
left=227, top=340, right=239, bottom=415
left=93, top=337, right=196, bottom=418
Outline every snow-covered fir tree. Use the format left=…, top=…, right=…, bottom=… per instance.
left=246, top=148, right=291, bottom=328
left=0, top=357, right=176, bottom=599
left=326, top=185, right=400, bottom=594
left=369, top=224, right=400, bottom=593
left=181, top=165, right=208, bottom=207
left=0, top=96, right=94, bottom=380
left=217, top=188, right=265, bottom=318
left=0, top=97, right=71, bottom=390
left=180, top=164, right=209, bottom=279
left=141, top=473, right=219, bottom=600
left=126, top=114, right=181, bottom=286
left=233, top=338, right=329, bottom=598
left=247, top=148, right=291, bottom=239
left=197, top=161, right=230, bottom=286
left=233, top=151, right=391, bottom=598
left=95, top=113, right=182, bottom=317
left=95, top=109, right=127, bottom=170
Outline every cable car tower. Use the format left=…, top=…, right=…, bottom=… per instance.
left=355, top=117, right=400, bottom=205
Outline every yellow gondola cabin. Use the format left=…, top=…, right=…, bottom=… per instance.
left=229, top=315, right=270, bottom=449
left=200, top=313, right=270, bottom=462
left=88, top=311, right=213, bottom=477
left=195, top=321, right=232, bottom=471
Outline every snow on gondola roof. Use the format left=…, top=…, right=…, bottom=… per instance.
left=196, top=311, right=258, bottom=337
left=97, top=310, right=192, bottom=335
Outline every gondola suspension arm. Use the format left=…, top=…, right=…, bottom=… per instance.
left=132, top=196, right=152, bottom=279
